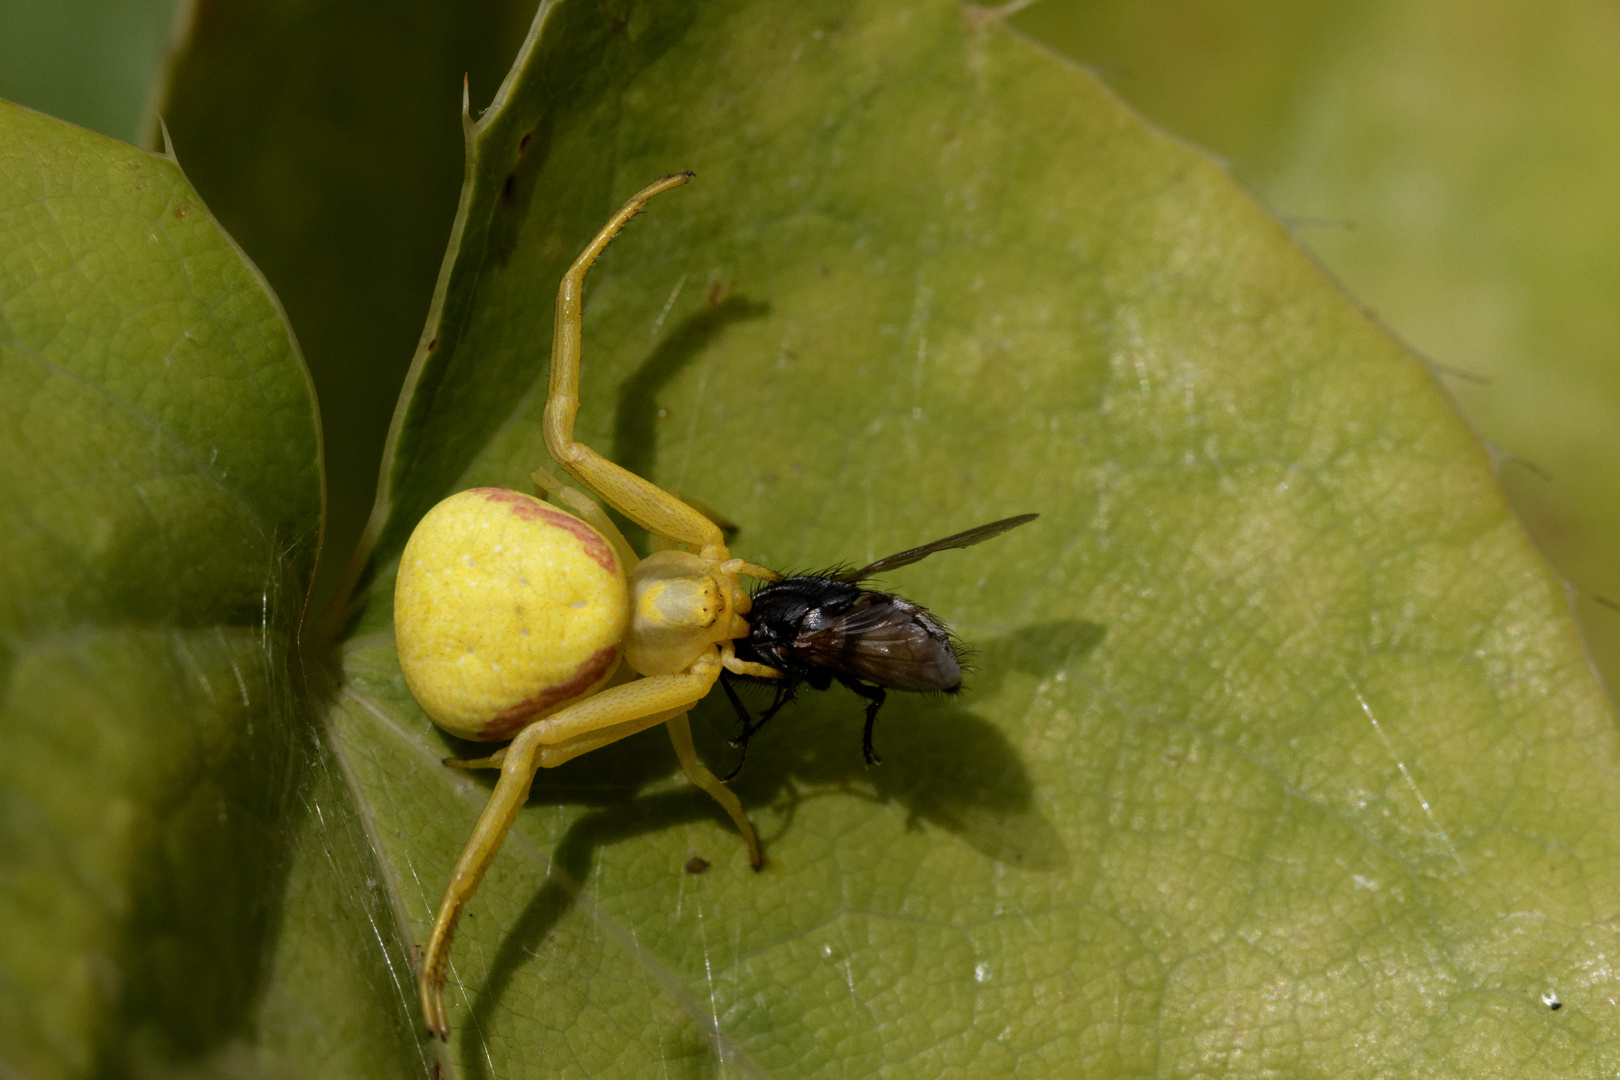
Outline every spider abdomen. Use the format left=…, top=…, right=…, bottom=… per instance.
left=394, top=487, right=628, bottom=740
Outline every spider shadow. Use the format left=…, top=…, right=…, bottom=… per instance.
left=454, top=618, right=1103, bottom=1070
left=610, top=293, right=771, bottom=548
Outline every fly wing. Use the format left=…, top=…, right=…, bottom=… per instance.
left=792, top=593, right=963, bottom=692
left=836, top=513, right=1038, bottom=583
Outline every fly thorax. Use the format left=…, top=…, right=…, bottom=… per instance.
left=626, top=549, right=737, bottom=675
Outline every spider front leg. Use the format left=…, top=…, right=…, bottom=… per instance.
left=542, top=172, right=731, bottom=557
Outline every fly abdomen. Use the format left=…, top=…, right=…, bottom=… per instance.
left=793, top=592, right=962, bottom=693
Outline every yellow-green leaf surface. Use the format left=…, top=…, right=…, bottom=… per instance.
left=1009, top=0, right=1620, bottom=692
left=0, top=101, right=447, bottom=1080
left=0, top=101, right=341, bottom=1076
left=152, top=0, right=539, bottom=606
left=330, top=0, right=1620, bottom=1075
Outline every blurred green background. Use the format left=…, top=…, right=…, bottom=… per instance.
left=1005, top=0, right=1620, bottom=693
left=7, top=0, right=1616, bottom=688
left=0, top=0, right=176, bottom=143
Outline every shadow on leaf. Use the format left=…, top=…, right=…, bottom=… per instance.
left=610, top=293, right=771, bottom=548
left=453, top=618, right=1102, bottom=1070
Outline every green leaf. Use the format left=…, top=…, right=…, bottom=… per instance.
left=150, top=0, right=539, bottom=607
left=1009, top=0, right=1620, bottom=692
left=0, top=100, right=335, bottom=1075
left=333, top=0, right=1620, bottom=1075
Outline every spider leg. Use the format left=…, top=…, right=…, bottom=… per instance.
left=836, top=676, right=888, bottom=766
left=420, top=662, right=726, bottom=1039
left=441, top=748, right=507, bottom=770
left=542, top=173, right=728, bottom=556
left=665, top=711, right=762, bottom=869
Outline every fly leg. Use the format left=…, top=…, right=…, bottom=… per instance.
left=756, top=681, right=797, bottom=726
left=717, top=673, right=756, bottom=780
left=836, top=676, right=887, bottom=766
left=718, top=675, right=797, bottom=780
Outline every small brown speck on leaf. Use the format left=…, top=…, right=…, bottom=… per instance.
left=684, top=856, right=711, bottom=875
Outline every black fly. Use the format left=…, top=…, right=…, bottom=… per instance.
left=719, top=514, right=1038, bottom=776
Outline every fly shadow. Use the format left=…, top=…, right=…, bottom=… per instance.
left=448, top=617, right=1103, bottom=1071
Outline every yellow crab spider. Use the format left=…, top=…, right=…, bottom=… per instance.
left=395, top=172, right=786, bottom=1040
